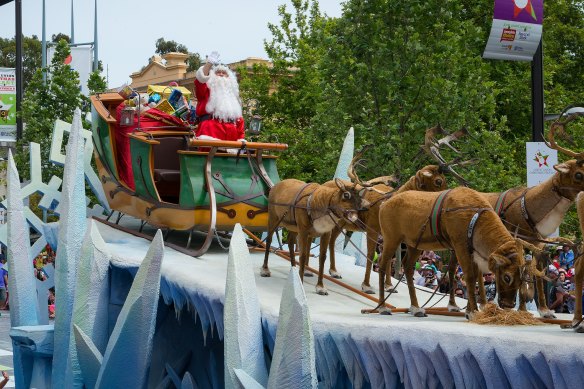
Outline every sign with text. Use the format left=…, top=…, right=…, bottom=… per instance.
left=0, top=67, right=16, bottom=142
left=526, top=142, right=557, bottom=187
left=47, top=46, right=93, bottom=96
left=483, top=0, right=543, bottom=61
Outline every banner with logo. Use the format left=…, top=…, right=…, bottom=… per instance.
left=47, top=45, right=93, bottom=96
left=483, top=0, right=543, bottom=61
left=0, top=67, right=17, bottom=143
left=526, top=142, right=557, bottom=187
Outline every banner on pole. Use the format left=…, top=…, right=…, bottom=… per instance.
left=0, top=67, right=17, bottom=143
left=47, top=45, right=93, bottom=96
left=526, top=142, right=557, bottom=187
left=483, top=0, right=543, bottom=61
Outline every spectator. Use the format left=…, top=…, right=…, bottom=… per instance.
left=559, top=245, right=575, bottom=269
left=415, top=265, right=438, bottom=290
left=483, top=272, right=497, bottom=303
left=548, top=266, right=574, bottom=313
left=455, top=288, right=465, bottom=299
left=0, top=371, right=9, bottom=389
left=0, top=257, right=7, bottom=310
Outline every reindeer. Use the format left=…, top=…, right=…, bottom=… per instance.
left=322, top=126, right=471, bottom=294
left=572, top=192, right=584, bottom=332
left=376, top=186, right=526, bottom=318
left=260, top=164, right=370, bottom=295
left=439, top=109, right=584, bottom=316
left=323, top=164, right=447, bottom=293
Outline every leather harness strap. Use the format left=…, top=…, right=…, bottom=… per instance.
left=466, top=208, right=492, bottom=255
left=287, top=183, right=317, bottom=225
left=430, top=189, right=452, bottom=248
left=494, top=189, right=510, bottom=216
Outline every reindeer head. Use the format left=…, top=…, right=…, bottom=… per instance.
left=488, top=240, right=525, bottom=309
left=415, top=165, right=447, bottom=191
left=332, top=178, right=370, bottom=223
left=546, top=106, right=584, bottom=196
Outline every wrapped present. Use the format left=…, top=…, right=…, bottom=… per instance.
left=118, top=84, right=137, bottom=100
left=147, top=84, right=192, bottom=100
left=155, top=99, right=175, bottom=115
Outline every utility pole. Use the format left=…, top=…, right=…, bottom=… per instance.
left=15, top=0, right=23, bottom=140
left=531, top=41, right=545, bottom=142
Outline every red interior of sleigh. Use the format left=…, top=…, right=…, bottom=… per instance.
left=114, top=103, right=189, bottom=190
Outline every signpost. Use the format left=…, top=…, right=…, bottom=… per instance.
left=0, top=68, right=17, bottom=143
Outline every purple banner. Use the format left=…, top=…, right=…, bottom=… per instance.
left=483, top=0, right=543, bottom=61
left=494, top=0, right=543, bottom=25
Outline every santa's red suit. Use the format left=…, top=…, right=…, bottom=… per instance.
left=194, top=66, right=245, bottom=141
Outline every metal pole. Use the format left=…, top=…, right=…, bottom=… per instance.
left=42, top=0, right=46, bottom=82
left=15, top=0, right=23, bottom=141
left=70, top=0, right=75, bottom=44
left=93, top=0, right=98, bottom=71
left=531, top=40, right=544, bottom=142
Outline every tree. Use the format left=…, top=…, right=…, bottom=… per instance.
left=51, top=33, right=70, bottom=43
left=0, top=35, right=42, bottom=90
left=155, top=38, right=188, bottom=55
left=16, top=39, right=84, bottom=181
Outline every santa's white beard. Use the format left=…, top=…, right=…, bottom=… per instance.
left=206, top=73, right=242, bottom=121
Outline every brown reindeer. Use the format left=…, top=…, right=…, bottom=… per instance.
left=441, top=111, right=584, bottom=317
left=260, top=177, right=370, bottom=295
left=572, top=192, right=584, bottom=332
left=323, top=165, right=447, bottom=293
left=377, top=187, right=526, bottom=318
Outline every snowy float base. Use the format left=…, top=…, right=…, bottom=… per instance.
left=96, top=221, right=584, bottom=389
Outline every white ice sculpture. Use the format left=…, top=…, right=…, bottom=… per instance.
left=50, top=119, right=109, bottom=211
left=72, top=220, right=111, bottom=358
left=224, top=224, right=268, bottom=388
left=332, top=127, right=366, bottom=261
left=93, top=230, right=164, bottom=388
left=267, top=268, right=318, bottom=388
left=6, top=150, right=40, bottom=328
left=51, top=108, right=88, bottom=388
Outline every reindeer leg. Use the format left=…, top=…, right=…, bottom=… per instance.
left=447, top=253, right=461, bottom=312
left=464, top=256, right=479, bottom=320
left=476, top=266, right=487, bottom=309
left=261, top=225, right=276, bottom=277
left=361, top=231, right=377, bottom=294
left=297, top=233, right=309, bottom=283
left=316, top=233, right=331, bottom=295
left=574, top=269, right=584, bottom=332
left=328, top=228, right=342, bottom=279
left=405, top=246, right=425, bottom=317
left=535, top=258, right=556, bottom=318
left=384, top=249, right=396, bottom=292
left=377, top=245, right=392, bottom=315
left=288, top=232, right=297, bottom=268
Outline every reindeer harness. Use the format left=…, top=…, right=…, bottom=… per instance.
left=427, top=189, right=493, bottom=255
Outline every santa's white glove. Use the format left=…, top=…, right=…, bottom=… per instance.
left=207, top=51, right=221, bottom=65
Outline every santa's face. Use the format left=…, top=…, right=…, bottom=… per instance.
left=206, top=67, right=242, bottom=121
left=215, top=69, right=229, bottom=78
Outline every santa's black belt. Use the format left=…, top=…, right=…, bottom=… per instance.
left=198, top=114, right=236, bottom=124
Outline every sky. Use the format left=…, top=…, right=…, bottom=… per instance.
left=0, top=0, right=344, bottom=88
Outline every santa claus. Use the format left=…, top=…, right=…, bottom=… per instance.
left=194, top=51, right=245, bottom=145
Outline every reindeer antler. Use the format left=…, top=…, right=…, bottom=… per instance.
left=347, top=144, right=374, bottom=188
left=422, top=125, right=474, bottom=186
left=545, top=104, right=584, bottom=161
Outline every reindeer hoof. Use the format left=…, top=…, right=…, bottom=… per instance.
left=316, top=286, right=328, bottom=296
left=260, top=268, right=271, bottom=277
left=465, top=311, right=476, bottom=321
left=410, top=306, right=426, bottom=317
left=384, top=285, right=397, bottom=293
left=573, top=320, right=584, bottom=333
left=379, top=307, right=392, bottom=315
left=329, top=269, right=342, bottom=279
left=304, top=271, right=314, bottom=277
left=361, top=283, right=375, bottom=294
left=447, top=304, right=461, bottom=312
left=538, top=309, right=556, bottom=319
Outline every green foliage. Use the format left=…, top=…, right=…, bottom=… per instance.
left=88, top=70, right=107, bottom=94
left=155, top=38, right=188, bottom=55
left=0, top=35, right=42, bottom=90
left=16, top=39, right=84, bottom=181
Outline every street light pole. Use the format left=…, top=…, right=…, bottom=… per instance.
left=531, top=40, right=544, bottom=142
left=15, top=0, right=23, bottom=141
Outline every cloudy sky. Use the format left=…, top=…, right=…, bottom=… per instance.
left=0, top=0, right=343, bottom=88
